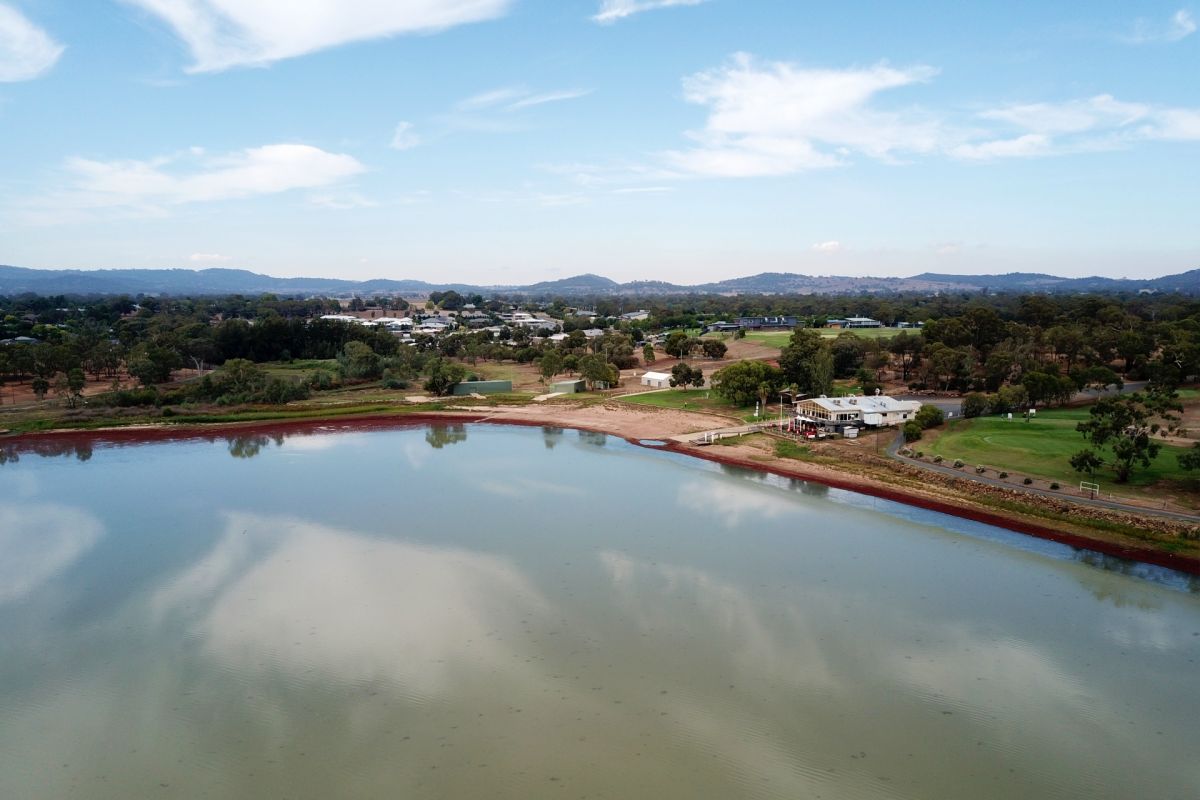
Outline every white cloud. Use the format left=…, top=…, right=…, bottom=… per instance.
left=389, top=120, right=421, bottom=150
left=124, top=0, right=513, bottom=72
left=0, top=3, right=64, bottom=81
left=189, top=252, right=232, bottom=262
left=812, top=240, right=843, bottom=253
left=28, top=143, right=364, bottom=221
left=961, top=94, right=1200, bottom=159
left=1151, top=108, right=1200, bottom=140
left=593, top=0, right=707, bottom=24
left=951, top=133, right=1052, bottom=160
left=1122, top=8, right=1196, bottom=44
left=665, top=54, right=941, bottom=177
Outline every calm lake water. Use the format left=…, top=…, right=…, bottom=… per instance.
left=1, top=423, right=1198, bottom=799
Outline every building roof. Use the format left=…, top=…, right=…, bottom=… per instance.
left=642, top=371, right=671, bottom=381
left=801, top=395, right=921, bottom=413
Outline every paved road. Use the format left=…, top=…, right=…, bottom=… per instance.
left=896, top=381, right=1149, bottom=421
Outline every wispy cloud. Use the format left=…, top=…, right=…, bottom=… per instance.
left=457, top=85, right=591, bottom=113
left=958, top=94, right=1200, bottom=160
left=951, top=134, right=1052, bottom=161
left=592, top=0, right=708, bottom=24
left=507, top=88, right=592, bottom=110
left=124, top=0, right=513, bottom=73
left=665, top=54, right=941, bottom=177
left=458, top=86, right=527, bottom=110
left=389, top=120, right=421, bottom=150
left=611, top=186, right=675, bottom=194
left=1121, top=8, right=1196, bottom=44
left=812, top=241, right=843, bottom=253
left=307, top=192, right=377, bottom=210
left=0, top=3, right=64, bottom=82
left=433, top=85, right=593, bottom=138
left=23, top=143, right=365, bottom=223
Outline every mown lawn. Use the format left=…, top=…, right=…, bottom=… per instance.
left=620, top=389, right=766, bottom=422
left=926, top=407, right=1195, bottom=489
left=745, top=327, right=903, bottom=349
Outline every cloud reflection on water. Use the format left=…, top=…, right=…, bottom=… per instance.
left=0, top=505, right=104, bottom=605
left=153, top=512, right=551, bottom=696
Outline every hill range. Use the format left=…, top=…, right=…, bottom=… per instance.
left=0, top=264, right=1195, bottom=297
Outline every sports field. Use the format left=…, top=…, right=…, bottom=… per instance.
left=926, top=407, right=1196, bottom=490
left=745, top=328, right=901, bottom=349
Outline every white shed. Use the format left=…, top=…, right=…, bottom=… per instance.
left=641, top=371, right=672, bottom=389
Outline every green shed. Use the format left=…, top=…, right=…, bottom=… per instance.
left=549, top=379, right=586, bottom=394
left=451, top=380, right=513, bottom=396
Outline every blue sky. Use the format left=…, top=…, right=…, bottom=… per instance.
left=1, top=1, right=1197, bottom=284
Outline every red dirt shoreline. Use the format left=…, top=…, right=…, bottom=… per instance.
left=4, top=413, right=1198, bottom=577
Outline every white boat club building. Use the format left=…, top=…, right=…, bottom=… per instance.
left=794, top=394, right=921, bottom=431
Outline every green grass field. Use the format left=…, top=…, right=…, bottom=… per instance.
left=619, top=389, right=764, bottom=422
left=745, top=327, right=901, bottom=349
left=926, top=407, right=1196, bottom=490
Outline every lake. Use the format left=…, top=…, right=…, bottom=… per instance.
left=1, top=422, right=1198, bottom=799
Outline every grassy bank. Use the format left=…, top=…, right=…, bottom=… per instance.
left=620, top=389, right=763, bottom=422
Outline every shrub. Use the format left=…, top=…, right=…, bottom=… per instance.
left=975, top=466, right=986, bottom=474
left=953, top=459, right=965, bottom=468
left=1023, top=477, right=1033, bottom=485
left=932, top=455, right=944, bottom=463
left=915, top=451, right=924, bottom=459
left=914, top=405, right=946, bottom=429
left=380, top=368, right=410, bottom=390
left=961, top=392, right=990, bottom=419
left=998, top=471, right=1008, bottom=479
left=1049, top=482, right=1061, bottom=490
left=98, top=387, right=160, bottom=407
left=308, top=369, right=338, bottom=390
left=903, top=420, right=923, bottom=442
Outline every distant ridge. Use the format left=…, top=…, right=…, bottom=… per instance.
left=0, top=264, right=1196, bottom=297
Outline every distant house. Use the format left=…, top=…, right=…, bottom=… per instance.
left=582, top=328, right=605, bottom=339
left=794, top=395, right=921, bottom=430
left=845, top=316, right=882, bottom=328
left=736, top=316, right=798, bottom=330
left=620, top=310, right=650, bottom=322
left=705, top=321, right=741, bottom=333
left=641, top=371, right=672, bottom=389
